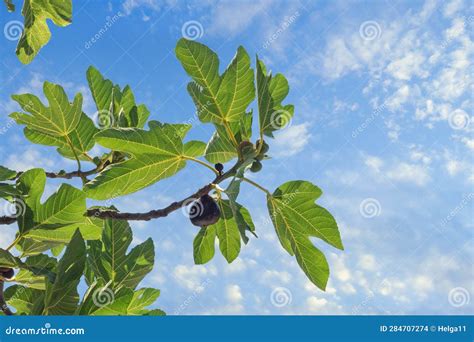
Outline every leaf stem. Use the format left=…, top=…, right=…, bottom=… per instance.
left=183, top=156, right=219, bottom=175
left=256, top=131, right=264, bottom=155
left=83, top=153, right=95, bottom=162
left=65, top=135, right=82, bottom=172
left=223, top=121, right=239, bottom=148
left=6, top=235, right=21, bottom=251
left=241, top=177, right=271, bottom=195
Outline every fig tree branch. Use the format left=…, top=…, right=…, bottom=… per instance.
left=0, top=162, right=241, bottom=224
left=86, top=163, right=240, bottom=221
left=0, top=216, right=17, bottom=225
left=0, top=160, right=273, bottom=225
left=0, top=281, right=13, bottom=316
left=13, top=158, right=112, bottom=181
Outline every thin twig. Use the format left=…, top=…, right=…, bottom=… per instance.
left=2, top=162, right=242, bottom=224
left=86, top=163, right=240, bottom=221
left=14, top=162, right=109, bottom=180
left=0, top=216, right=17, bottom=225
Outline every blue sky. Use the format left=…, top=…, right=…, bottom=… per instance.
left=0, top=0, right=473, bottom=315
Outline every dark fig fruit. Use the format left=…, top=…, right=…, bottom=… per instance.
left=189, top=194, right=221, bottom=227
left=0, top=268, right=14, bottom=280
left=215, top=163, right=224, bottom=174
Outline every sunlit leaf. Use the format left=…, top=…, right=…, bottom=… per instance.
left=10, top=82, right=82, bottom=137
left=24, top=113, right=98, bottom=160
left=0, top=166, right=17, bottom=181
left=87, top=219, right=154, bottom=290
left=16, top=0, right=72, bottom=64
left=267, top=181, right=343, bottom=290
left=87, top=66, right=150, bottom=128
left=176, top=39, right=254, bottom=125
left=183, top=140, right=207, bottom=158
left=43, top=229, right=85, bottom=315
left=256, top=57, right=294, bottom=138
left=85, top=124, right=190, bottom=199
left=0, top=248, right=22, bottom=268
left=193, top=226, right=216, bottom=265
left=15, top=169, right=87, bottom=241
left=210, top=199, right=241, bottom=263
left=5, top=285, right=43, bottom=315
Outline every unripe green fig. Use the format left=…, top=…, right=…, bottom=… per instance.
left=238, top=141, right=257, bottom=160
left=256, top=139, right=269, bottom=154
left=93, top=156, right=102, bottom=166
left=250, top=160, right=262, bottom=172
left=189, top=194, right=221, bottom=227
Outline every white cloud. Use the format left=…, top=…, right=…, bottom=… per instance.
left=461, top=138, right=474, bottom=151
left=332, top=255, right=351, bottom=282
left=443, top=0, right=464, bottom=17
left=122, top=0, right=161, bottom=15
left=320, top=38, right=360, bottom=79
left=260, top=270, right=292, bottom=284
left=272, top=123, right=311, bottom=157
left=385, top=85, right=411, bottom=111
left=340, top=283, right=357, bottom=295
left=207, top=0, right=273, bottom=37
left=306, top=296, right=328, bottom=311
left=5, top=147, right=56, bottom=171
left=16, top=73, right=44, bottom=95
left=226, top=284, right=243, bottom=303
left=445, top=17, right=466, bottom=41
left=365, top=155, right=384, bottom=173
left=446, top=159, right=464, bottom=176
left=413, top=275, right=434, bottom=297
left=410, top=148, right=432, bottom=165
left=387, top=162, right=431, bottom=186
left=300, top=0, right=473, bottom=157
left=386, top=52, right=427, bottom=80
left=173, top=264, right=217, bottom=291
left=358, top=254, right=378, bottom=272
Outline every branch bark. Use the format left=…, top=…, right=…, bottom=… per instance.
left=0, top=216, right=16, bottom=225
left=0, top=281, right=13, bottom=316
left=86, top=163, right=239, bottom=221
left=1, top=162, right=241, bottom=224
left=15, top=165, right=105, bottom=180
